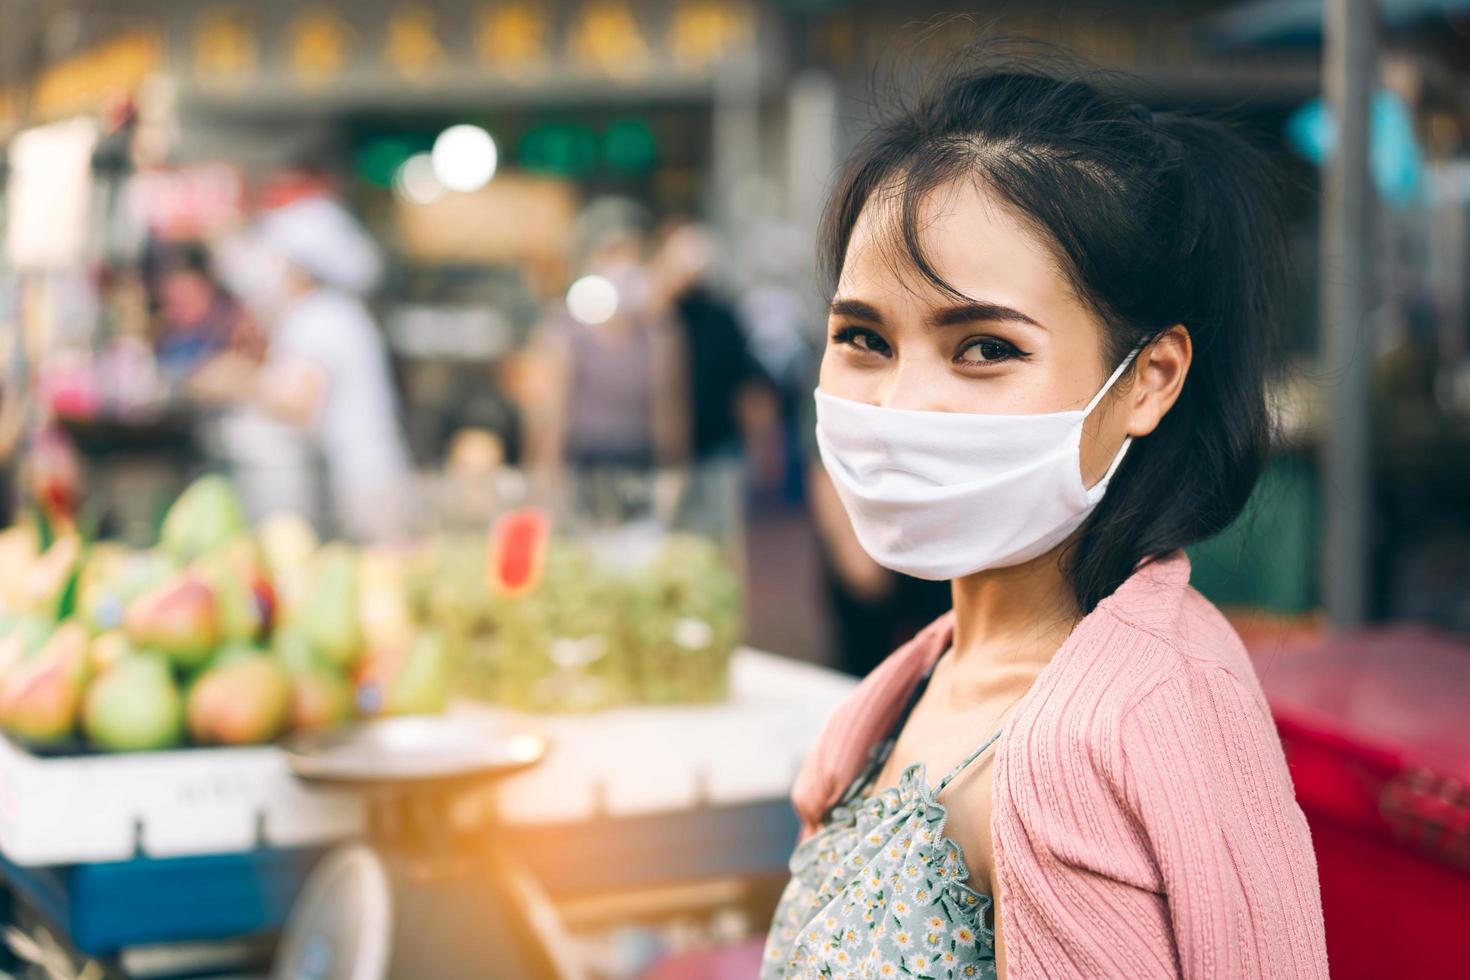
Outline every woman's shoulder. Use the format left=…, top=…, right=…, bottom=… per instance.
left=1010, top=551, right=1282, bottom=789
left=1052, top=551, right=1268, bottom=714
left=790, top=611, right=954, bottom=836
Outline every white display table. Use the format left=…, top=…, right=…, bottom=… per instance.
left=0, top=651, right=855, bottom=867
left=489, top=649, right=856, bottom=824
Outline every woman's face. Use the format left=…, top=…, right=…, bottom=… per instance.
left=819, top=179, right=1148, bottom=487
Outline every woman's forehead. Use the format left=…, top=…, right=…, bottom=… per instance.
left=839, top=179, right=1074, bottom=316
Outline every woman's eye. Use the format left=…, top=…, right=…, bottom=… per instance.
left=832, top=326, right=892, bottom=357
left=957, top=337, right=1024, bottom=365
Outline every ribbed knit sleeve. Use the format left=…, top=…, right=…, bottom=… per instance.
left=1119, top=671, right=1329, bottom=980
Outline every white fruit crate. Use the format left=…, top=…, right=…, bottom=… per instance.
left=0, top=738, right=365, bottom=867
left=0, top=650, right=856, bottom=867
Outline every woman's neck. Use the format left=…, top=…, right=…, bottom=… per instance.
left=947, top=546, right=1081, bottom=683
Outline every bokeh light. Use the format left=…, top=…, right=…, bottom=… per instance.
left=394, top=152, right=444, bottom=205
left=431, top=124, right=497, bottom=193
left=565, top=274, right=619, bottom=325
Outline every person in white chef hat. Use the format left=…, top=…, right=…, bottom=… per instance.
left=194, top=194, right=413, bottom=542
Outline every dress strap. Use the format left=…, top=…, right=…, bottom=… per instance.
left=836, top=649, right=947, bottom=807
left=934, top=725, right=1005, bottom=795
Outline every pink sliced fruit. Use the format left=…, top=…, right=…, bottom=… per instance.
left=486, top=507, right=550, bottom=597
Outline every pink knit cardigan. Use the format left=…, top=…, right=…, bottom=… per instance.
left=791, top=552, right=1329, bottom=979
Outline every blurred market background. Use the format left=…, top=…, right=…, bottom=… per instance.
left=0, top=0, right=1466, bottom=978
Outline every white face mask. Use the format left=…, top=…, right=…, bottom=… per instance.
left=814, top=350, right=1140, bottom=581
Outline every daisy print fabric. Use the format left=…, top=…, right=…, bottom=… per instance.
left=762, top=729, right=1001, bottom=980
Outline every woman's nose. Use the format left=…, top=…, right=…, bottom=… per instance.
left=877, top=365, right=952, bottom=413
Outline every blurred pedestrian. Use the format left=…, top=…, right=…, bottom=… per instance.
left=737, top=220, right=819, bottom=504
left=648, top=219, right=781, bottom=540
left=0, top=292, right=26, bottom=527
left=524, top=198, right=689, bottom=521
left=152, top=243, right=259, bottom=383
left=194, top=195, right=412, bottom=542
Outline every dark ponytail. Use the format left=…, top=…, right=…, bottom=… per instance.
left=819, top=42, right=1291, bottom=611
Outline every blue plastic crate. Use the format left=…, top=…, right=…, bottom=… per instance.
left=0, top=847, right=322, bottom=957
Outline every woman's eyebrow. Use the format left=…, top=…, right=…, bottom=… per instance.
left=829, top=297, right=1046, bottom=331
left=828, top=298, right=884, bottom=322
left=927, top=301, right=1045, bottom=331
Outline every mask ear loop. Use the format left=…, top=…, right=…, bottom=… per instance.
left=1080, top=339, right=1152, bottom=493
left=1081, top=341, right=1147, bottom=418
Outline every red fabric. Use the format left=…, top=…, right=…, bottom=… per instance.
left=1251, top=627, right=1470, bottom=980
left=641, top=938, right=764, bottom=979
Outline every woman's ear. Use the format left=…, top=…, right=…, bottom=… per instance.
left=1126, top=324, right=1192, bottom=438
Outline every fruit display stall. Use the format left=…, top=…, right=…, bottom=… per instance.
left=0, top=474, right=854, bottom=977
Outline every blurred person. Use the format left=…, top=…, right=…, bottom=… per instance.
left=0, top=295, right=27, bottom=527
left=0, top=394, right=21, bottom=525
left=765, top=53, right=1327, bottom=980
left=524, top=198, right=689, bottom=518
left=205, top=162, right=349, bottom=324
left=648, top=219, right=782, bottom=538
left=738, top=220, right=820, bottom=503
left=737, top=220, right=816, bottom=396
left=23, top=426, right=82, bottom=534
left=430, top=427, right=514, bottom=532
left=152, top=244, right=260, bottom=383
left=193, top=195, right=412, bottom=542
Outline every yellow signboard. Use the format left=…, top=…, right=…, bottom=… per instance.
left=670, top=0, right=754, bottom=71
left=33, top=31, right=164, bottom=119
left=193, top=8, right=259, bottom=89
left=288, top=8, right=351, bottom=88
left=385, top=7, right=446, bottom=82
left=48, top=0, right=770, bottom=109
left=477, top=2, right=551, bottom=76
left=568, top=1, right=652, bottom=79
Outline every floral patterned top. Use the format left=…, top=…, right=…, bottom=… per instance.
left=763, top=657, right=1002, bottom=980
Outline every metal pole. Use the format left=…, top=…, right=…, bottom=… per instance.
left=712, top=56, right=763, bottom=251
left=785, top=70, right=838, bottom=244
left=1320, top=0, right=1376, bottom=629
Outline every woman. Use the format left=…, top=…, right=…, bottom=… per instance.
left=763, top=54, right=1329, bottom=979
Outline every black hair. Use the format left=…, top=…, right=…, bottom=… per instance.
left=169, top=243, right=214, bottom=278
left=819, top=41, right=1291, bottom=612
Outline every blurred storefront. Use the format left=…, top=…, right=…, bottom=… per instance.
left=1196, top=0, right=1470, bottom=634
left=0, top=2, right=1313, bottom=396
left=3, top=2, right=776, bottom=476
left=3, top=0, right=1470, bottom=623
